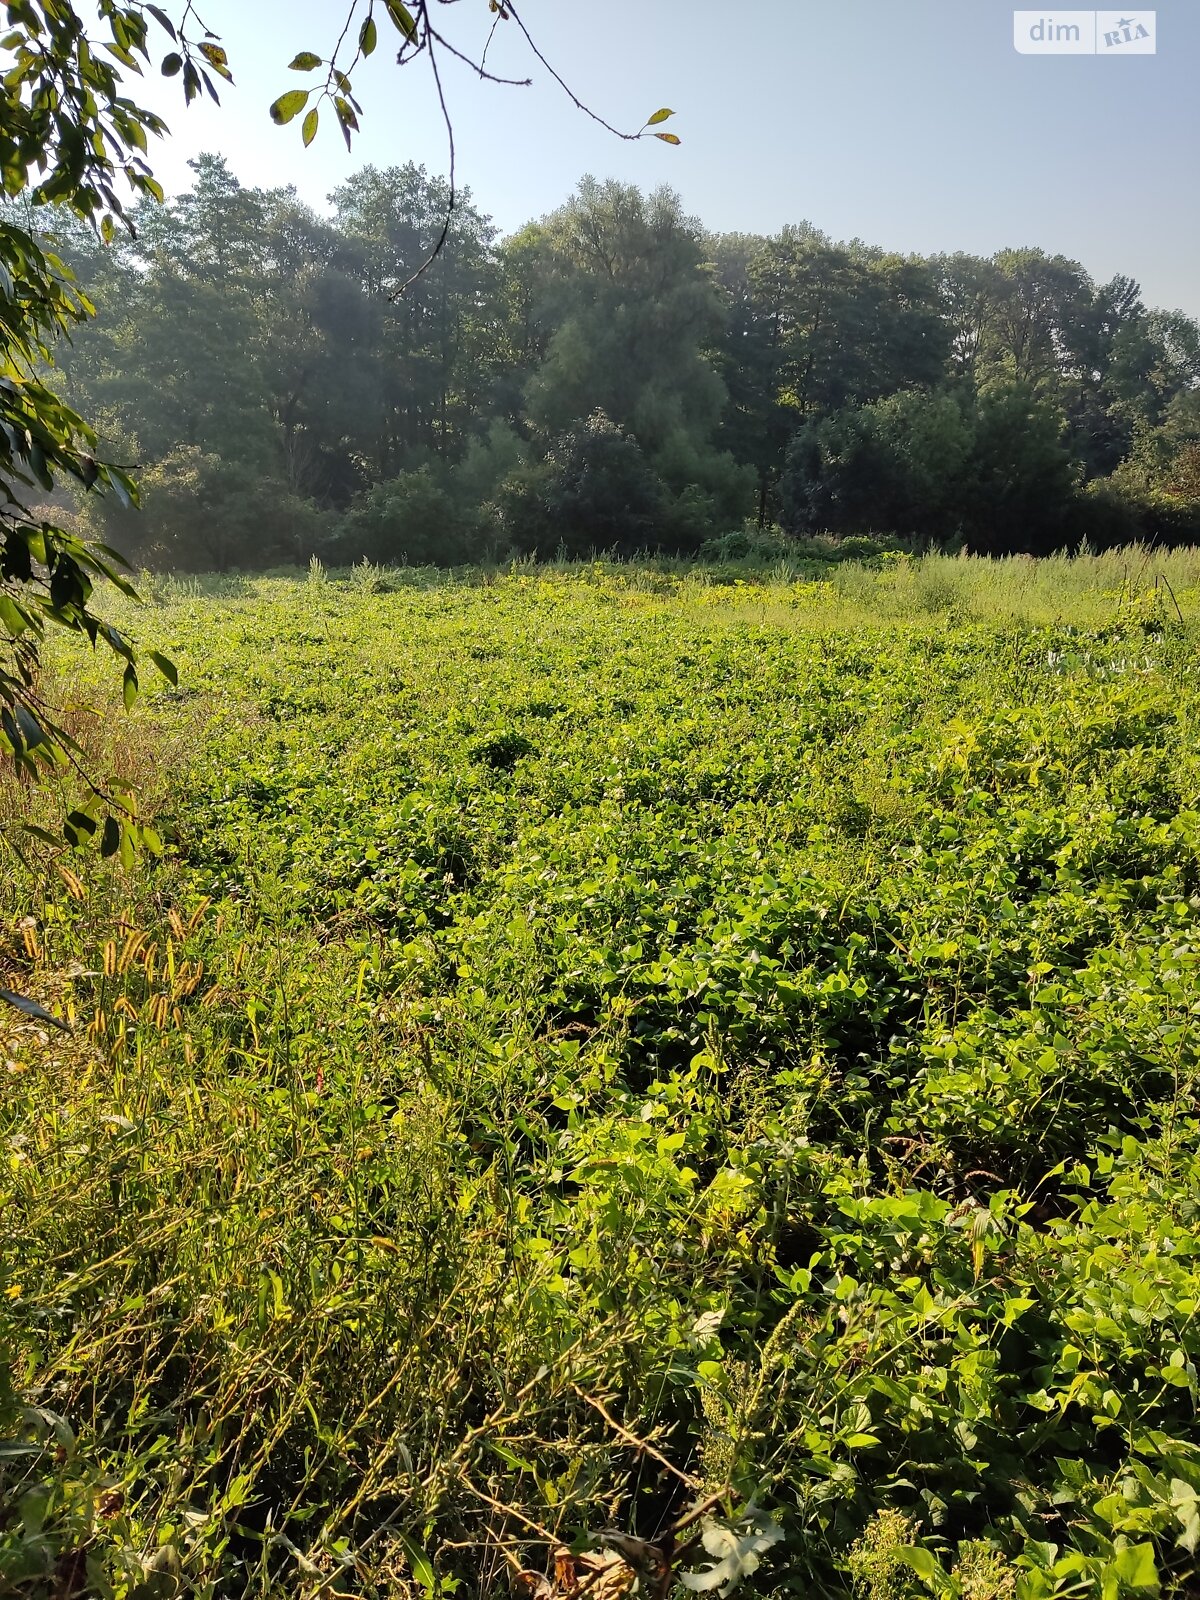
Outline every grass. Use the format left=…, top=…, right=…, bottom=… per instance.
left=4, top=551, right=1200, bottom=1598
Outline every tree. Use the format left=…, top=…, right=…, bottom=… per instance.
left=0, top=2, right=185, bottom=863
left=716, top=226, right=947, bottom=525
left=781, top=383, right=1080, bottom=554
left=333, top=465, right=481, bottom=566
left=498, top=409, right=670, bottom=557
left=331, top=164, right=503, bottom=475
left=518, top=179, right=751, bottom=530
left=781, top=391, right=975, bottom=544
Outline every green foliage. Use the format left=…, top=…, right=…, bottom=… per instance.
left=522, top=180, right=727, bottom=458
left=698, top=525, right=904, bottom=566
left=0, top=2, right=199, bottom=861
left=782, top=385, right=1081, bottom=552
left=333, top=466, right=485, bottom=567
left=498, top=409, right=669, bottom=556
left=38, top=152, right=1200, bottom=569
left=83, top=445, right=331, bottom=572
left=6, top=561, right=1200, bottom=1593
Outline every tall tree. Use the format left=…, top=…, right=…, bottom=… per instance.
left=520, top=178, right=749, bottom=526
left=332, top=164, right=502, bottom=475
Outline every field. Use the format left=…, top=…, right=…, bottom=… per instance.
left=5, top=551, right=1200, bottom=1598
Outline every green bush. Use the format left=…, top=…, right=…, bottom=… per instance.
left=498, top=410, right=670, bottom=557
left=780, top=385, right=1082, bottom=554
left=698, top=524, right=906, bottom=565
left=82, top=446, right=331, bottom=572
left=331, top=467, right=489, bottom=566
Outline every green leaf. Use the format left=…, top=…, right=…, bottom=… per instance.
left=334, top=97, right=359, bottom=151
left=0, top=594, right=27, bottom=635
left=396, top=1536, right=435, bottom=1596
left=148, top=650, right=177, bottom=687
left=270, top=89, right=310, bottom=125
left=646, top=107, right=674, bottom=125
left=485, top=1440, right=538, bottom=1473
left=1112, top=1544, right=1159, bottom=1592
left=146, top=4, right=176, bottom=39
left=680, top=1518, right=784, bottom=1594
left=100, top=815, right=121, bottom=858
left=288, top=52, right=322, bottom=72
left=302, top=107, right=319, bottom=146
left=160, top=51, right=182, bottom=76
left=66, top=810, right=98, bottom=840
left=23, top=826, right=62, bottom=848
left=13, top=706, right=44, bottom=748
left=107, top=468, right=137, bottom=511
left=123, top=663, right=138, bottom=711
left=895, top=1547, right=942, bottom=1584
left=385, top=0, right=419, bottom=40
left=359, top=16, right=378, bottom=56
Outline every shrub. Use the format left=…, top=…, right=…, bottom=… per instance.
left=698, top=524, right=906, bottom=566
left=498, top=411, right=670, bottom=557
left=332, top=467, right=488, bottom=567
left=780, top=385, right=1082, bottom=555
left=81, top=446, right=331, bottom=572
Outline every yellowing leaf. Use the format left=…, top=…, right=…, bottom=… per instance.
left=385, top=0, right=419, bottom=40
left=270, top=89, right=309, bottom=125
left=647, top=107, right=674, bottom=125
left=654, top=131, right=682, bottom=145
left=198, top=41, right=231, bottom=80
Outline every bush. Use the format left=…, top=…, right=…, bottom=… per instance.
left=780, top=385, right=1082, bottom=555
left=82, top=446, right=331, bottom=572
left=698, top=524, right=907, bottom=566
left=1090, top=429, right=1200, bottom=548
left=498, top=411, right=670, bottom=557
left=964, top=383, right=1080, bottom=553
left=331, top=468, right=489, bottom=567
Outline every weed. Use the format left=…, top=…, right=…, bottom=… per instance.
left=3, top=555, right=1200, bottom=1596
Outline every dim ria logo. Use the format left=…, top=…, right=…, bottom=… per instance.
left=1013, top=11, right=1157, bottom=53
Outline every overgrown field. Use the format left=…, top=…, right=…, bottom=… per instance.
left=6, top=554, right=1200, bottom=1598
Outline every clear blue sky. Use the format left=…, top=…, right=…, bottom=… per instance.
left=122, top=0, right=1199, bottom=316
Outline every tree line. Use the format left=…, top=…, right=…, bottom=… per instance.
left=38, top=154, right=1200, bottom=568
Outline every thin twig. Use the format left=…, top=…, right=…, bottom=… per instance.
left=504, top=0, right=645, bottom=141
left=458, top=1472, right=558, bottom=1545
left=668, top=1487, right=731, bottom=1538
left=1158, top=570, right=1185, bottom=624
left=570, top=1385, right=700, bottom=1489
left=479, top=8, right=502, bottom=77
left=431, top=27, right=531, bottom=86
left=391, top=6, right=455, bottom=298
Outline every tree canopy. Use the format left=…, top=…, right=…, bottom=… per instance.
left=31, top=153, right=1200, bottom=575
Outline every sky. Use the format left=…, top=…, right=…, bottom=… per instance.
left=108, top=0, right=1199, bottom=316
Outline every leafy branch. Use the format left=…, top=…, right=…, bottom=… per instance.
left=268, top=0, right=681, bottom=289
